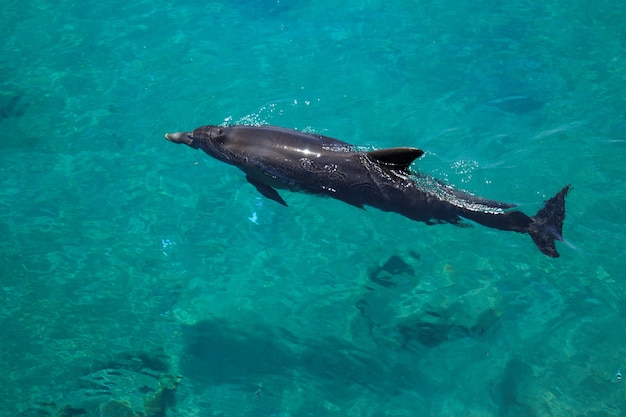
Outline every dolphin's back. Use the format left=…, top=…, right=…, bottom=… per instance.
left=227, top=125, right=353, bottom=153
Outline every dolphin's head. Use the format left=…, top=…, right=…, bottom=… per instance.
left=165, top=125, right=233, bottom=162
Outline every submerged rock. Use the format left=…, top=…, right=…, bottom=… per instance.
left=18, top=352, right=181, bottom=417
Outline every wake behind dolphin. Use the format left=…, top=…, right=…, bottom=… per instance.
left=166, top=124, right=570, bottom=257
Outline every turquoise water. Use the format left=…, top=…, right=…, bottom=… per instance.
left=2, top=0, right=626, bottom=415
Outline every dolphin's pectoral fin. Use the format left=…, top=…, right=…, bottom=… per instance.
left=246, top=175, right=288, bottom=206
left=366, top=147, right=425, bottom=169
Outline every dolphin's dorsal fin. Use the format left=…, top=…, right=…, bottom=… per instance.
left=366, top=147, right=424, bottom=169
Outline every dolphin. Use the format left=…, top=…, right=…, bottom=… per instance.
left=165, top=124, right=570, bottom=257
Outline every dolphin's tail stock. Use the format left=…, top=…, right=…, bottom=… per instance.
left=527, top=185, right=570, bottom=258
left=456, top=185, right=570, bottom=257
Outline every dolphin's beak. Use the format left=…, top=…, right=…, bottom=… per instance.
left=165, top=132, right=193, bottom=146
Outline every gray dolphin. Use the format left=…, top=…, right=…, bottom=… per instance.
left=166, top=125, right=569, bottom=257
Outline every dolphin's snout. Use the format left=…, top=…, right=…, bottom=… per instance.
left=165, top=132, right=193, bottom=145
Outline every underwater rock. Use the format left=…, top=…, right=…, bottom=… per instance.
left=398, top=306, right=501, bottom=349
left=18, top=351, right=181, bottom=417
left=367, top=254, right=417, bottom=289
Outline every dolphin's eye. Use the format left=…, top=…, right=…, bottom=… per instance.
left=216, top=128, right=223, bottom=135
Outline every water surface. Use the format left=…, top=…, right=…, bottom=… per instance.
left=1, top=1, right=625, bottom=416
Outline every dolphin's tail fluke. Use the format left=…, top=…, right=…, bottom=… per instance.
left=527, top=185, right=570, bottom=258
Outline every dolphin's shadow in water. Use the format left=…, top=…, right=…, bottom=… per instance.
left=0, top=94, right=26, bottom=121
left=180, top=318, right=425, bottom=402
left=0, top=93, right=32, bottom=149
left=482, top=94, right=543, bottom=114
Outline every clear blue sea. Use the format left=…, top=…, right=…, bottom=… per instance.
left=1, top=1, right=626, bottom=416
